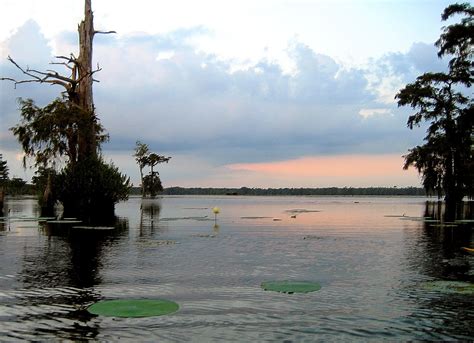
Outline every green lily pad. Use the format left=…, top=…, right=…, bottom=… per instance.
left=422, top=281, right=474, bottom=295
left=261, top=280, right=321, bottom=294
left=87, top=299, right=179, bottom=318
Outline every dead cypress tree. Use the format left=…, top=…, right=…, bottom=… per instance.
left=2, top=0, right=115, bottom=163
left=1, top=0, right=130, bottom=220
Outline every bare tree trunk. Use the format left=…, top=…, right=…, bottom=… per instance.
left=139, top=165, right=145, bottom=197
left=76, top=0, right=97, bottom=160
left=0, top=186, right=4, bottom=217
left=78, top=0, right=94, bottom=113
left=41, top=173, right=55, bottom=216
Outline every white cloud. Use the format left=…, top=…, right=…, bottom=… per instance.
left=359, top=108, right=391, bottom=119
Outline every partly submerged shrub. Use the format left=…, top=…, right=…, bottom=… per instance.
left=57, top=157, right=131, bottom=221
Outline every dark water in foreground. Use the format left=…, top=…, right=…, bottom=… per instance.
left=0, top=196, right=473, bottom=341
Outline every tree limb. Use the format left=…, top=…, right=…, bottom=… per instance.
left=94, top=30, right=116, bottom=35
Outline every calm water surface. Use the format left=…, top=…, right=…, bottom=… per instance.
left=0, top=195, right=473, bottom=341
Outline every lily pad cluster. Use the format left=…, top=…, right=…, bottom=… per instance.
left=88, top=280, right=323, bottom=318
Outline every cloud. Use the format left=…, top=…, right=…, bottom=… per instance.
left=368, top=42, right=449, bottom=104
left=0, top=20, right=445, bottom=185
left=358, top=108, right=391, bottom=119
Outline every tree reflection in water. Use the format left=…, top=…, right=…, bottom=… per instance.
left=401, top=201, right=474, bottom=340
left=24, top=218, right=129, bottom=288
left=139, top=198, right=162, bottom=237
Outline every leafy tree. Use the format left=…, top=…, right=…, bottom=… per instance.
left=0, top=154, right=8, bottom=185
left=144, top=153, right=170, bottom=197
left=133, top=143, right=170, bottom=197
left=57, top=156, right=131, bottom=221
left=11, top=98, right=108, bottom=168
left=7, top=178, right=28, bottom=195
left=143, top=172, right=163, bottom=197
left=396, top=2, right=473, bottom=203
left=134, top=141, right=150, bottom=196
left=2, top=1, right=128, bottom=221
left=0, top=154, right=8, bottom=215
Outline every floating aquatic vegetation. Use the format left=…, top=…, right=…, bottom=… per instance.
left=192, top=234, right=216, bottom=238
left=141, top=240, right=178, bottom=247
left=72, top=226, right=115, bottom=230
left=430, top=223, right=459, bottom=228
left=272, top=218, right=282, bottom=221
left=38, top=217, right=56, bottom=221
left=399, top=217, right=439, bottom=222
left=87, top=299, right=179, bottom=318
left=422, top=280, right=474, bottom=295
left=261, top=280, right=321, bottom=294
left=47, top=220, right=82, bottom=224
left=285, top=209, right=321, bottom=213
left=241, top=216, right=273, bottom=219
left=384, top=215, right=407, bottom=217
left=303, top=235, right=324, bottom=240
left=8, top=217, right=41, bottom=222
left=456, top=219, right=474, bottom=223
left=160, top=216, right=211, bottom=221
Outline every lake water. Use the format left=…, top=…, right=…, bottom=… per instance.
left=1, top=195, right=473, bottom=341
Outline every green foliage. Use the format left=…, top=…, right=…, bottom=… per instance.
left=0, top=154, right=8, bottom=186
left=133, top=141, right=171, bottom=197
left=436, top=3, right=474, bottom=85
left=134, top=141, right=150, bottom=168
left=396, top=3, right=473, bottom=202
left=422, top=280, right=474, bottom=295
left=6, top=178, right=29, bottom=196
left=32, top=167, right=59, bottom=207
left=9, top=97, right=131, bottom=219
left=10, top=97, right=108, bottom=167
left=143, top=172, right=163, bottom=197
left=57, top=157, right=131, bottom=220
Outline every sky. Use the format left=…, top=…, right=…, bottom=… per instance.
left=0, top=0, right=456, bottom=188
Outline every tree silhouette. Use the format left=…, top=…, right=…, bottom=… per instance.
left=133, top=143, right=171, bottom=197
left=396, top=2, right=473, bottom=203
left=134, top=141, right=150, bottom=197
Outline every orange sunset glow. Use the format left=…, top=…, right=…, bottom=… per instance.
left=225, top=154, right=420, bottom=187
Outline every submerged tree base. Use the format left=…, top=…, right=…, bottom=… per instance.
left=47, top=157, right=131, bottom=223
left=425, top=201, right=474, bottom=222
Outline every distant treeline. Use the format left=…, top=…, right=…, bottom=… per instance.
left=10, top=185, right=427, bottom=197
left=152, top=186, right=426, bottom=196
